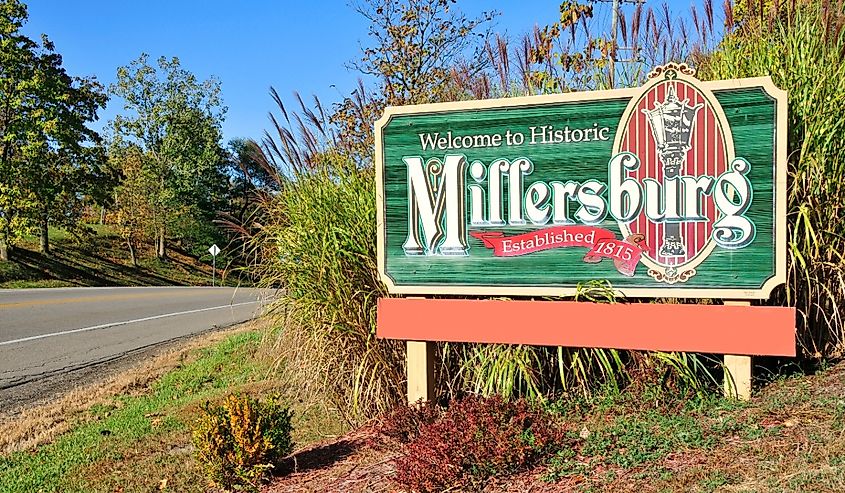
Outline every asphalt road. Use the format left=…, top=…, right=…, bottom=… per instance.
left=0, top=286, right=269, bottom=390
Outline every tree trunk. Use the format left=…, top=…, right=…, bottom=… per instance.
left=0, top=239, right=8, bottom=261
left=127, top=238, right=137, bottom=267
left=39, top=205, right=50, bottom=255
left=100, top=206, right=106, bottom=225
left=157, top=226, right=166, bottom=259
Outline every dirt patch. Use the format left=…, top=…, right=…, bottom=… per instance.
left=264, top=427, right=398, bottom=493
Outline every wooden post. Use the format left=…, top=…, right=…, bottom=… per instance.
left=406, top=341, right=435, bottom=405
left=724, top=300, right=752, bottom=400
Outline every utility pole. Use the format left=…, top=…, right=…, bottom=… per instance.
left=597, top=0, right=646, bottom=89
left=610, top=0, right=619, bottom=88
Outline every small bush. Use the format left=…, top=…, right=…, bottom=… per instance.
left=192, top=394, right=293, bottom=492
left=393, top=395, right=569, bottom=492
left=378, top=401, right=442, bottom=444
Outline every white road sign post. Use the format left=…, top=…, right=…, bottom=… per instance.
left=208, top=244, right=220, bottom=286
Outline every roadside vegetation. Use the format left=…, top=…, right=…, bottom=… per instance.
left=0, top=319, right=344, bottom=493
left=3, top=0, right=845, bottom=492
left=245, top=0, right=845, bottom=427
left=3, top=319, right=843, bottom=492
left=0, top=0, right=273, bottom=285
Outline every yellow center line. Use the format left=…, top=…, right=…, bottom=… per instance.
left=0, top=289, right=213, bottom=309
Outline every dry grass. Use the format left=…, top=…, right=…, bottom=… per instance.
left=0, top=319, right=261, bottom=455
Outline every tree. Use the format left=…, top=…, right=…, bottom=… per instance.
left=110, top=54, right=226, bottom=259
left=332, top=0, right=496, bottom=164
left=350, top=0, right=496, bottom=105
left=110, top=145, right=152, bottom=267
left=0, top=0, right=107, bottom=259
left=26, top=47, right=108, bottom=254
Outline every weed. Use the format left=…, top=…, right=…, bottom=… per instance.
left=543, top=448, right=592, bottom=482
left=699, top=471, right=731, bottom=492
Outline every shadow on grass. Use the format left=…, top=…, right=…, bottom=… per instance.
left=3, top=242, right=208, bottom=287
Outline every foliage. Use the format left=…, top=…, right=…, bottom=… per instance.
left=192, top=393, right=293, bottom=492
left=378, top=400, right=442, bottom=444
left=332, top=0, right=496, bottom=163
left=245, top=2, right=731, bottom=425
left=251, top=150, right=405, bottom=424
left=0, top=0, right=108, bottom=257
left=0, top=329, right=269, bottom=492
left=110, top=146, right=152, bottom=266
left=109, top=53, right=228, bottom=260
left=0, top=224, right=224, bottom=288
left=697, top=1, right=845, bottom=357
left=448, top=0, right=723, bottom=98
left=350, top=0, right=496, bottom=106
left=392, top=395, right=568, bottom=492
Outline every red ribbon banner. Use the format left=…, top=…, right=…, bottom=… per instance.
left=470, top=226, right=647, bottom=277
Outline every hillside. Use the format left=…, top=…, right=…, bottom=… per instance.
left=0, top=226, right=233, bottom=289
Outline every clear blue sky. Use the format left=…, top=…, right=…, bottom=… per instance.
left=21, top=0, right=712, bottom=145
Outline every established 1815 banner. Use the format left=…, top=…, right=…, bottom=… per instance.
left=375, top=64, right=787, bottom=299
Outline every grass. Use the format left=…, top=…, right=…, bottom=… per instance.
left=3, top=314, right=844, bottom=492
left=0, top=319, right=345, bottom=493
left=0, top=225, right=237, bottom=288
left=537, top=362, right=845, bottom=492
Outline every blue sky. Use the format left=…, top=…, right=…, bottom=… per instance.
left=21, top=0, right=712, bottom=145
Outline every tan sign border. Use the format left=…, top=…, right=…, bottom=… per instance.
left=375, top=76, right=788, bottom=299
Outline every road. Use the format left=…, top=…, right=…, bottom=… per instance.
left=0, top=286, right=269, bottom=391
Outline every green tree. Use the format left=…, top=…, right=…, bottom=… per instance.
left=110, top=53, right=226, bottom=259
left=27, top=43, right=108, bottom=254
left=109, top=144, right=152, bottom=267
left=0, top=0, right=107, bottom=258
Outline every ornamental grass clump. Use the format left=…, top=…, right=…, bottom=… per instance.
left=698, top=1, right=845, bottom=357
left=249, top=149, right=407, bottom=425
left=192, top=394, right=293, bottom=492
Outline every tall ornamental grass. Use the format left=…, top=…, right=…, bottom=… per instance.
left=249, top=141, right=405, bottom=423
left=698, top=2, right=845, bottom=357
left=246, top=1, right=845, bottom=424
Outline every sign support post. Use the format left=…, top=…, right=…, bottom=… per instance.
left=208, top=244, right=220, bottom=287
left=724, top=300, right=752, bottom=400
left=406, top=340, right=435, bottom=404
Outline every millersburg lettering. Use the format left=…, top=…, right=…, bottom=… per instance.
left=401, top=152, right=754, bottom=256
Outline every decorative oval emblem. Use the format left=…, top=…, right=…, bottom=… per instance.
left=613, top=64, right=735, bottom=284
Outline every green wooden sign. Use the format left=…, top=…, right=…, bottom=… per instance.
left=376, top=64, right=787, bottom=299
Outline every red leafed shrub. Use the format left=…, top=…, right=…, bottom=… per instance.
left=393, top=395, right=568, bottom=492
left=379, top=400, right=443, bottom=444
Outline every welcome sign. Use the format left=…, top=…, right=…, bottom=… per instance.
left=376, top=64, right=787, bottom=298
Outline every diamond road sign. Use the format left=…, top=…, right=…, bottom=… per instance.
left=208, top=244, right=220, bottom=257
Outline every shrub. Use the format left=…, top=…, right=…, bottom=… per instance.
left=192, top=394, right=293, bottom=492
left=393, top=395, right=569, bottom=492
left=378, top=400, right=442, bottom=444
